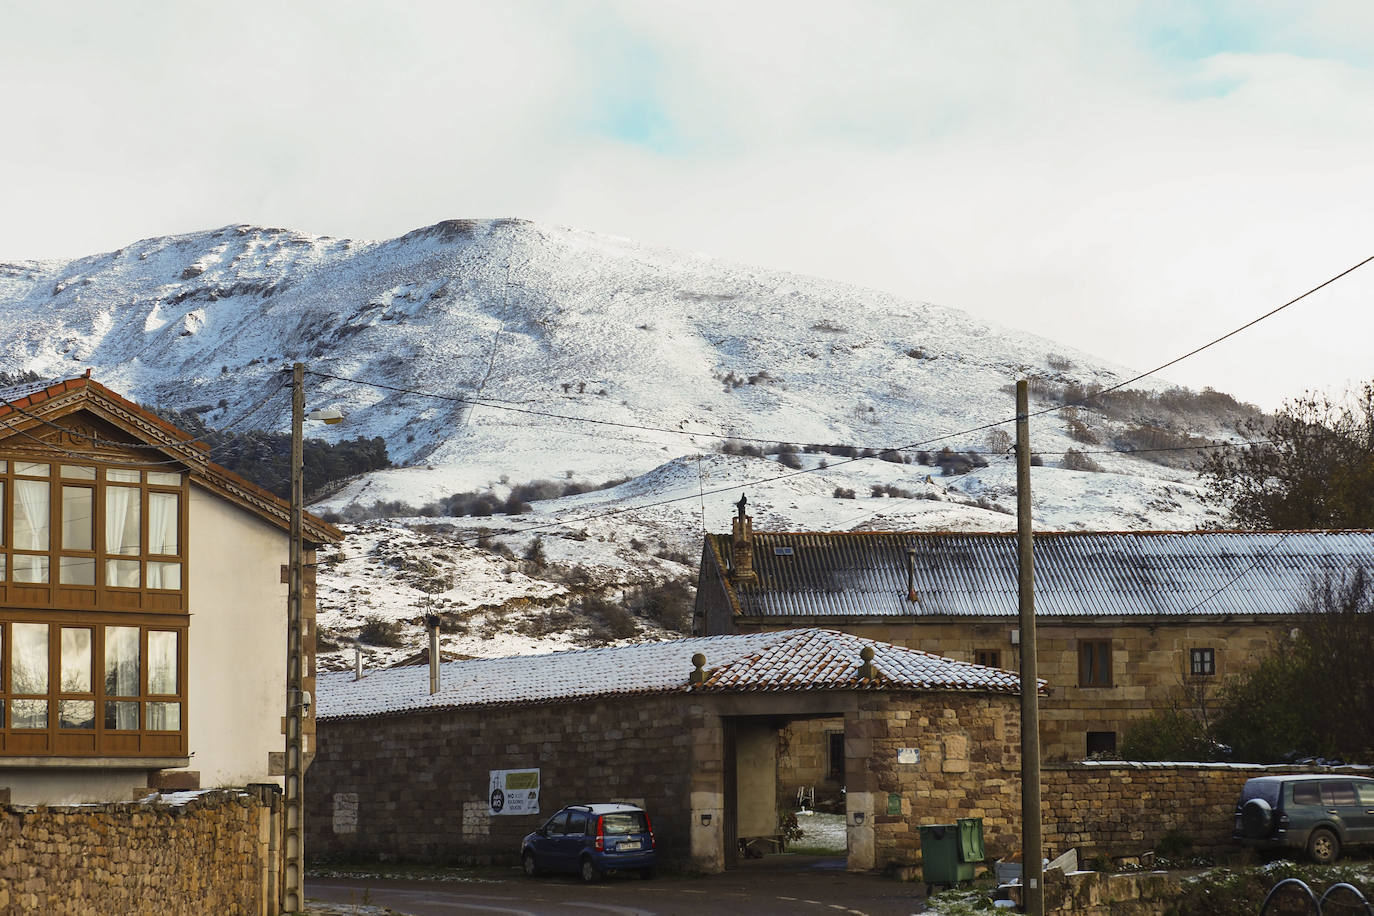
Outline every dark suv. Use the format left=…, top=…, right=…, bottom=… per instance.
left=521, top=803, right=656, bottom=882
left=1234, top=775, right=1374, bottom=863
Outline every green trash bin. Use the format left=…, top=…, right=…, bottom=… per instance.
left=921, top=823, right=977, bottom=893
left=957, top=817, right=986, bottom=865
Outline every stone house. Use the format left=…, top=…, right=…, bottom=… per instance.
left=0, top=374, right=340, bottom=803
left=309, top=627, right=1039, bottom=872
left=694, top=504, right=1374, bottom=783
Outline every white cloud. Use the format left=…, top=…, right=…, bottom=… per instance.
left=3, top=0, right=1373, bottom=408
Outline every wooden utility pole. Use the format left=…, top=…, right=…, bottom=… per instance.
left=284, top=363, right=306, bottom=913
left=1016, top=380, right=1044, bottom=916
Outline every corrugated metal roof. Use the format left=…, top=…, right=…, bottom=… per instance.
left=317, top=628, right=1029, bottom=721
left=714, top=530, right=1374, bottom=618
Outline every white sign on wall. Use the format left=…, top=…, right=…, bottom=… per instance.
left=897, top=747, right=920, bottom=765
left=488, top=768, right=541, bottom=816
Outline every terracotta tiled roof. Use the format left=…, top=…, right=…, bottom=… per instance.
left=707, top=529, right=1374, bottom=619
left=317, top=628, right=1033, bottom=720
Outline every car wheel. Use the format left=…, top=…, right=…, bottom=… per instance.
left=1307, top=828, right=1340, bottom=865
left=580, top=857, right=601, bottom=883
left=522, top=851, right=540, bottom=877
left=639, top=867, right=655, bottom=880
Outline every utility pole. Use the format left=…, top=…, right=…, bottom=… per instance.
left=284, top=363, right=306, bottom=913
left=1016, top=380, right=1044, bottom=916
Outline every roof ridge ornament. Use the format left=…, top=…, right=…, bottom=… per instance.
left=858, top=645, right=878, bottom=681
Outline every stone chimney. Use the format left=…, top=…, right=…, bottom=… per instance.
left=730, top=494, right=757, bottom=585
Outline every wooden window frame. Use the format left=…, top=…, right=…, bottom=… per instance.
left=0, top=615, right=188, bottom=758
left=974, top=648, right=1001, bottom=669
left=1078, top=639, right=1113, bottom=687
left=0, top=456, right=188, bottom=614
left=1189, top=647, right=1216, bottom=677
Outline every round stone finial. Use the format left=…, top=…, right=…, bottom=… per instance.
left=692, top=653, right=706, bottom=668
left=860, top=646, right=875, bottom=662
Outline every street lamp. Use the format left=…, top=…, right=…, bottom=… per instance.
left=284, top=363, right=343, bottom=913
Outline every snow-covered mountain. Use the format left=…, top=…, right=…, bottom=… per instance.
left=0, top=219, right=1251, bottom=665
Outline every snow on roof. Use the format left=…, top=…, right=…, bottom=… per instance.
left=710, top=530, right=1374, bottom=618
left=317, top=628, right=1030, bottom=721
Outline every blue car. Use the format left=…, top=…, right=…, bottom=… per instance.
left=521, top=803, right=656, bottom=882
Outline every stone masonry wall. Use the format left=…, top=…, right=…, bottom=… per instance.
left=849, top=692, right=1023, bottom=869
left=1041, top=763, right=1374, bottom=861
left=0, top=788, right=277, bottom=916
left=778, top=717, right=845, bottom=811
left=737, top=619, right=1286, bottom=761
left=309, top=694, right=701, bottom=868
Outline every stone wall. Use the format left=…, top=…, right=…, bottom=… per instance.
left=777, top=717, right=845, bottom=810
left=0, top=788, right=278, bottom=916
left=734, top=618, right=1287, bottom=761
left=308, top=694, right=701, bottom=868
left=1041, top=762, right=1374, bottom=861
left=846, top=692, right=1023, bottom=870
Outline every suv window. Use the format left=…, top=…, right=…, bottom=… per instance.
left=545, top=812, right=569, bottom=836
left=1322, top=782, right=1358, bottom=806
left=567, top=810, right=588, bottom=834
left=1291, top=782, right=1321, bottom=806
left=1360, top=783, right=1374, bottom=806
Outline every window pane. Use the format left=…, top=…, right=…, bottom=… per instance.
left=104, top=700, right=139, bottom=730
left=106, top=486, right=140, bottom=555
left=14, top=478, right=50, bottom=550
left=146, top=701, right=180, bottom=730
left=59, top=699, right=95, bottom=730
left=59, top=556, right=95, bottom=585
left=12, top=623, right=48, bottom=694
left=11, top=699, right=47, bottom=728
left=147, top=561, right=181, bottom=590
left=148, top=631, right=178, bottom=694
left=0, top=479, right=5, bottom=547
left=61, top=465, right=96, bottom=480
left=106, top=559, right=140, bottom=588
left=107, top=468, right=140, bottom=483
left=147, top=471, right=182, bottom=486
left=15, top=461, right=49, bottom=477
left=148, top=492, right=179, bottom=554
left=104, top=626, right=140, bottom=696
left=60, top=627, right=92, bottom=693
left=62, top=486, right=93, bottom=550
left=13, top=555, right=48, bottom=583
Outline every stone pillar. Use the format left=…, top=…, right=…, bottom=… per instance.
left=689, top=708, right=726, bottom=873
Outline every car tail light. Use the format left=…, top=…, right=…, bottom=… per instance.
left=646, top=814, right=655, bottom=849
left=595, top=816, right=605, bottom=852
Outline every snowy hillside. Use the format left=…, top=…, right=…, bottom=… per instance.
left=0, top=219, right=1251, bottom=666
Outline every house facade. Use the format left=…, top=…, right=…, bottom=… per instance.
left=0, top=375, right=340, bottom=805
left=695, top=505, right=1374, bottom=763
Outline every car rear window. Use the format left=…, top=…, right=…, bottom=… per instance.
left=602, top=812, right=649, bottom=835
left=1240, top=780, right=1281, bottom=807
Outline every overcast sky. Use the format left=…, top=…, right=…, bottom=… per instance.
left=4, top=1, right=1372, bottom=409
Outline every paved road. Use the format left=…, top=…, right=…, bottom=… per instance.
left=307, top=856, right=932, bottom=915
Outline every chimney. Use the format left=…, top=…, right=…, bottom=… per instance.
left=730, top=495, right=757, bottom=584
left=425, top=614, right=442, bottom=695
left=905, top=548, right=919, bottom=602
left=353, top=639, right=364, bottom=681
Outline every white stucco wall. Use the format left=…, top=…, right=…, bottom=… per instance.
left=186, top=486, right=290, bottom=788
